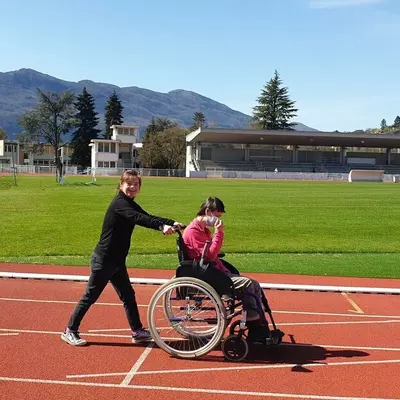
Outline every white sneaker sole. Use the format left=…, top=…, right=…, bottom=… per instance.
left=61, top=333, right=87, bottom=346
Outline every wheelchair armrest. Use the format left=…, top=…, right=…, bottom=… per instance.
left=179, top=260, right=195, bottom=268
left=218, top=253, right=225, bottom=258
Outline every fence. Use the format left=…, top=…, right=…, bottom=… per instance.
left=2, top=164, right=399, bottom=182
left=191, top=169, right=398, bottom=182
left=0, top=164, right=184, bottom=178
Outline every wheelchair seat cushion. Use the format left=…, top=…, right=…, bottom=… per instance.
left=176, top=261, right=234, bottom=297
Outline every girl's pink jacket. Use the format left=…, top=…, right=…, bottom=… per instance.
left=182, top=218, right=229, bottom=273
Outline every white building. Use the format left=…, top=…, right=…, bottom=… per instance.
left=89, top=125, right=142, bottom=172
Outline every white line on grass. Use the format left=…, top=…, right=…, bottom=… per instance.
left=120, top=343, right=154, bottom=386
left=66, top=358, right=400, bottom=379
left=0, top=376, right=398, bottom=400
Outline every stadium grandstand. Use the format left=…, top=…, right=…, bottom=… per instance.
left=185, top=128, right=400, bottom=178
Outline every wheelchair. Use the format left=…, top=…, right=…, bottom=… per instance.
left=147, top=230, right=284, bottom=362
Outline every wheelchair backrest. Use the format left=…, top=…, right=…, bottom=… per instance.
left=175, top=231, right=233, bottom=296
left=176, top=231, right=190, bottom=262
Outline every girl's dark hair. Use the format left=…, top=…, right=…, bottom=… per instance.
left=117, top=169, right=142, bottom=191
left=196, top=197, right=225, bottom=216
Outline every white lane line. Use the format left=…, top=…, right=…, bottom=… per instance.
left=0, top=376, right=398, bottom=400
left=0, top=333, right=19, bottom=336
left=275, top=310, right=400, bottom=319
left=88, top=320, right=400, bottom=334
left=89, top=326, right=210, bottom=332
left=278, top=319, right=400, bottom=326
left=0, top=297, right=120, bottom=306
left=1, top=328, right=400, bottom=351
left=66, top=358, right=400, bottom=379
left=0, top=328, right=131, bottom=338
left=342, top=292, right=364, bottom=314
left=120, top=343, right=154, bottom=386
left=1, top=297, right=400, bottom=319
left=281, top=343, right=400, bottom=352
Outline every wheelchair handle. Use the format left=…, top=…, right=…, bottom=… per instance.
left=173, top=224, right=187, bottom=235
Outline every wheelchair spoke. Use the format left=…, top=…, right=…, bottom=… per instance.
left=147, top=278, right=226, bottom=358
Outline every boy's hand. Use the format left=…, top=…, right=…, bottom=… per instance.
left=162, top=225, right=175, bottom=235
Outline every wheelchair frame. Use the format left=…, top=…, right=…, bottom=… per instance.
left=147, top=230, right=283, bottom=361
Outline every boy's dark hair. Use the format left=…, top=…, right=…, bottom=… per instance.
left=196, top=197, right=225, bottom=216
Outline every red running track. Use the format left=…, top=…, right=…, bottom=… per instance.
left=0, top=263, right=400, bottom=400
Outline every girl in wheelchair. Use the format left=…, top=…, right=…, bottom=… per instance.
left=182, top=197, right=283, bottom=344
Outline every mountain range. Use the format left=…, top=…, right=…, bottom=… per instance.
left=0, top=68, right=318, bottom=140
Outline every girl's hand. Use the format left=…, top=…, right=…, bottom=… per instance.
left=215, top=218, right=224, bottom=231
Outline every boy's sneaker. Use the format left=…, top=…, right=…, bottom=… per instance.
left=61, top=329, right=87, bottom=346
left=132, top=328, right=152, bottom=344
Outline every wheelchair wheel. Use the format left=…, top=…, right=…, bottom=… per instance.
left=148, top=277, right=227, bottom=358
left=163, top=289, right=219, bottom=339
left=221, top=335, right=248, bottom=362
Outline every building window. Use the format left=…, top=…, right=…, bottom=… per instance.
left=98, top=161, right=103, bottom=167
left=98, top=143, right=104, bottom=152
left=104, top=143, right=110, bottom=152
left=111, top=143, right=116, bottom=153
left=110, top=161, right=116, bottom=168
left=103, top=161, right=109, bottom=168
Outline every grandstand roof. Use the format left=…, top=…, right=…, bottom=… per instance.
left=186, top=128, right=400, bottom=148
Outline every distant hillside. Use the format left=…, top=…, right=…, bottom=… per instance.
left=0, top=68, right=318, bottom=139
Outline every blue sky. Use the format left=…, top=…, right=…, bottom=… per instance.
left=1, top=0, right=399, bottom=131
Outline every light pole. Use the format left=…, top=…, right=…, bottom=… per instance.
left=11, top=142, right=17, bottom=186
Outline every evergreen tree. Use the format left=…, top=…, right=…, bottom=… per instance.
left=394, top=116, right=400, bottom=128
left=252, top=70, right=298, bottom=130
left=104, top=91, right=123, bottom=139
left=190, top=112, right=207, bottom=130
left=70, top=88, right=101, bottom=168
left=0, top=127, right=7, bottom=140
left=380, top=119, right=387, bottom=130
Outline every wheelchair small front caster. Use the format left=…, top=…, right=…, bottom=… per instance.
left=229, top=320, right=248, bottom=339
left=221, top=335, right=249, bottom=362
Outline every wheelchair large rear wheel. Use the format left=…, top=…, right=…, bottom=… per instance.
left=147, top=277, right=226, bottom=358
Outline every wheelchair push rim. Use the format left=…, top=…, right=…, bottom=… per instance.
left=147, top=277, right=227, bottom=359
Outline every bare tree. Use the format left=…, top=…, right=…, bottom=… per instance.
left=19, top=89, right=77, bottom=183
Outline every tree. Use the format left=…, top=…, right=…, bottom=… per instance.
left=141, top=126, right=187, bottom=169
left=141, top=117, right=185, bottom=168
left=145, top=117, right=177, bottom=137
left=252, top=70, right=298, bottom=130
left=70, top=88, right=101, bottom=168
left=104, top=91, right=123, bottom=139
left=0, top=127, right=7, bottom=140
left=394, top=116, right=400, bottom=128
left=190, top=112, right=207, bottom=131
left=19, top=89, right=77, bottom=183
left=380, top=119, right=387, bottom=131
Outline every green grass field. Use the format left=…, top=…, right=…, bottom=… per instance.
left=1, top=174, right=399, bottom=278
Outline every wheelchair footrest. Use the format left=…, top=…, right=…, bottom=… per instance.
left=248, top=329, right=284, bottom=346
